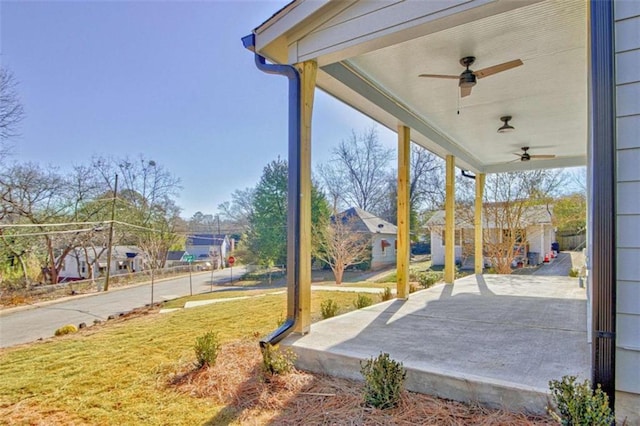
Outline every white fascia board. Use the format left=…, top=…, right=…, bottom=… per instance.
left=254, top=0, right=332, bottom=59
left=293, top=0, right=544, bottom=66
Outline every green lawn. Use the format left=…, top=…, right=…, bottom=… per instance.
left=0, top=291, right=370, bottom=425
left=375, top=258, right=433, bottom=283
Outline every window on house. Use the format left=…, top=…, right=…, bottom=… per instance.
left=81, top=261, right=86, bottom=273
left=381, top=239, right=391, bottom=256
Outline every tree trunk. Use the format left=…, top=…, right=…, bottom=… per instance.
left=333, top=265, right=344, bottom=285
left=18, top=255, right=29, bottom=289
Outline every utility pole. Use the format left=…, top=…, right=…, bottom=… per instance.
left=103, top=174, right=118, bottom=291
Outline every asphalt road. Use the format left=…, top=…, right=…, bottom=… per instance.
left=0, top=266, right=247, bottom=348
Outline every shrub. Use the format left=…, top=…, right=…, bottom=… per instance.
left=194, top=331, right=221, bottom=369
left=354, top=294, right=373, bottom=309
left=418, top=271, right=441, bottom=288
left=568, top=268, right=580, bottom=278
left=54, top=324, right=78, bottom=336
left=261, top=343, right=296, bottom=376
left=360, top=352, right=406, bottom=409
left=548, top=375, right=614, bottom=426
left=320, top=299, right=339, bottom=319
left=380, top=287, right=393, bottom=302
left=409, top=283, right=418, bottom=293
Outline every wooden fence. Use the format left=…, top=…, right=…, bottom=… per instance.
left=556, top=233, right=586, bottom=250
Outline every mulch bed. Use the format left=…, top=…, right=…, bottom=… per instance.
left=168, top=340, right=555, bottom=425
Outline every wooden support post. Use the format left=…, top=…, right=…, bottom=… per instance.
left=397, top=125, right=410, bottom=299
left=444, top=155, right=456, bottom=284
left=294, top=60, right=316, bottom=334
left=474, top=173, right=485, bottom=274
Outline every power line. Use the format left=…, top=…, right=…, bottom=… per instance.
left=0, top=221, right=106, bottom=229
left=3, top=227, right=97, bottom=238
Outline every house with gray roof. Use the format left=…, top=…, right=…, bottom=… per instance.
left=426, top=204, right=554, bottom=268
left=185, top=233, right=231, bottom=269
left=340, top=207, right=397, bottom=270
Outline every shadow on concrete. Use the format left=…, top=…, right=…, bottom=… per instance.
left=283, top=274, right=589, bottom=414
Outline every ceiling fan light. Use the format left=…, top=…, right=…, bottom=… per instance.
left=497, top=123, right=515, bottom=133
left=497, top=115, right=515, bottom=133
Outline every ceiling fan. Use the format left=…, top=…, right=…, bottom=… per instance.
left=514, top=146, right=556, bottom=162
left=419, top=56, right=523, bottom=98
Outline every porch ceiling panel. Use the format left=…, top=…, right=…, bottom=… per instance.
left=342, top=0, right=588, bottom=172
left=254, top=0, right=588, bottom=173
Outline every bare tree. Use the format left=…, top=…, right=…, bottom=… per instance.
left=0, top=68, right=25, bottom=143
left=318, top=127, right=392, bottom=214
left=138, top=229, right=168, bottom=305
left=218, top=187, right=255, bottom=234
left=457, top=169, right=566, bottom=273
left=313, top=212, right=371, bottom=285
left=0, top=163, right=78, bottom=284
left=379, top=144, right=444, bottom=227
left=91, top=155, right=181, bottom=223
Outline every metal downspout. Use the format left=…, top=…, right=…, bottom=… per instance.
left=242, top=34, right=301, bottom=347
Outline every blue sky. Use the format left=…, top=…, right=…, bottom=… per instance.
left=1, top=0, right=396, bottom=218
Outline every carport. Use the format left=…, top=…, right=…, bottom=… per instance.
left=243, top=0, right=638, bottom=421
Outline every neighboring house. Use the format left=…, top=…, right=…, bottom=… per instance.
left=59, top=246, right=145, bottom=280
left=426, top=205, right=555, bottom=268
left=165, top=250, right=187, bottom=268
left=341, top=207, right=397, bottom=270
left=185, top=234, right=231, bottom=269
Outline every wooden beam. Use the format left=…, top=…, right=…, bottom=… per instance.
left=444, top=155, right=455, bottom=283
left=474, top=173, right=485, bottom=274
left=397, top=125, right=410, bottom=299
left=293, top=60, right=316, bottom=334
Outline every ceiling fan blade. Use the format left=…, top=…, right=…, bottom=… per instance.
left=530, top=154, right=556, bottom=159
left=460, top=86, right=472, bottom=97
left=474, top=59, right=523, bottom=79
left=418, top=74, right=459, bottom=79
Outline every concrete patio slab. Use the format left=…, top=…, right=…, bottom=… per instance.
left=282, top=274, right=589, bottom=414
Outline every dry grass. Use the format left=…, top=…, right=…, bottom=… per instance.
left=1, top=290, right=555, bottom=425
left=166, top=339, right=554, bottom=425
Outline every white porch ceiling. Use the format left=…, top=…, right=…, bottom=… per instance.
left=256, top=0, right=588, bottom=174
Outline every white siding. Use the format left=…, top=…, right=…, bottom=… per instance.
left=370, top=233, right=396, bottom=270
left=615, top=0, right=640, bottom=406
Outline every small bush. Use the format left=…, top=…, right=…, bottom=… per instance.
left=320, top=298, right=339, bottom=319
left=568, top=268, right=580, bottom=278
left=418, top=271, right=441, bottom=288
left=360, top=352, right=406, bottom=409
left=194, top=331, right=221, bottom=369
left=548, top=375, right=614, bottom=426
left=380, top=287, right=393, bottom=302
left=354, top=294, right=373, bottom=309
left=261, top=343, right=296, bottom=376
left=54, top=324, right=78, bottom=336
left=409, top=283, right=418, bottom=293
